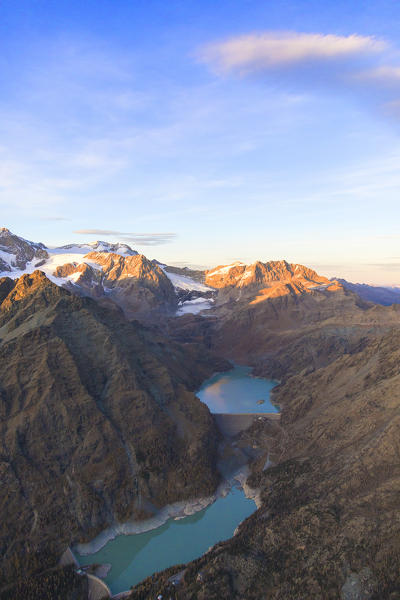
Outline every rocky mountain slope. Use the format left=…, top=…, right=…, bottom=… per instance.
left=129, top=301, right=400, bottom=600
left=53, top=252, right=178, bottom=320
left=171, top=262, right=400, bottom=382
left=211, top=288, right=400, bottom=379
left=0, top=271, right=224, bottom=588
left=167, top=259, right=398, bottom=379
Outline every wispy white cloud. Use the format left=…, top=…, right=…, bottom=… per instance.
left=74, top=229, right=177, bottom=245
left=199, top=32, right=385, bottom=73
left=354, top=65, right=400, bottom=86
left=198, top=31, right=400, bottom=121
left=75, top=229, right=127, bottom=236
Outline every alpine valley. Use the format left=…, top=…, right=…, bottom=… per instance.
left=1, top=227, right=399, bottom=600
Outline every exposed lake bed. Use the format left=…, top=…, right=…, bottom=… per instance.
left=75, top=472, right=257, bottom=594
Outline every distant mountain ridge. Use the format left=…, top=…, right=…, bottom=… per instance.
left=205, top=259, right=331, bottom=289
left=2, top=228, right=399, bottom=324
left=335, top=278, right=400, bottom=306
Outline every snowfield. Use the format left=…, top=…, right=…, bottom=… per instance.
left=0, top=248, right=103, bottom=286
left=163, top=270, right=212, bottom=292
left=177, top=297, right=214, bottom=315
left=0, top=233, right=215, bottom=317
left=207, top=261, right=244, bottom=276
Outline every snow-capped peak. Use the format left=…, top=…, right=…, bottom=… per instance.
left=0, top=227, right=48, bottom=273
left=207, top=261, right=245, bottom=276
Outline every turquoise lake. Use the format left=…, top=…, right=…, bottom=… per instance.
left=76, top=484, right=255, bottom=594
left=76, top=366, right=278, bottom=593
left=196, top=364, right=278, bottom=414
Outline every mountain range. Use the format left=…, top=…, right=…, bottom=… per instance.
left=1, top=227, right=400, bottom=600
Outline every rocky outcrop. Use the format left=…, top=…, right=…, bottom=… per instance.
left=0, top=228, right=48, bottom=272
left=0, top=271, right=222, bottom=587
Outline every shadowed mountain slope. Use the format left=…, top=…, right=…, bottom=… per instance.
left=0, top=271, right=223, bottom=587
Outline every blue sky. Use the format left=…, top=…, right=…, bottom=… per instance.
left=1, top=0, right=400, bottom=284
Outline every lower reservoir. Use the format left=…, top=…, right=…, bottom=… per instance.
left=196, top=364, right=278, bottom=414
left=76, top=483, right=256, bottom=594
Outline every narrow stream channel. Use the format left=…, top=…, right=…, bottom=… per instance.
left=75, top=366, right=277, bottom=594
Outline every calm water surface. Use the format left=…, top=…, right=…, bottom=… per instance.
left=76, top=485, right=255, bottom=594
left=196, top=365, right=278, bottom=414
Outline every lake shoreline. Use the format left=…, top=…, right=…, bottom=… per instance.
left=72, top=364, right=274, bottom=594
left=73, top=463, right=256, bottom=559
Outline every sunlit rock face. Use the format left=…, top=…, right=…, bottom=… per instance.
left=205, top=259, right=338, bottom=300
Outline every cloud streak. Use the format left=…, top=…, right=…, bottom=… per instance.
left=41, top=216, right=70, bottom=221
left=199, top=31, right=400, bottom=119
left=200, top=32, right=385, bottom=73
left=74, top=229, right=177, bottom=246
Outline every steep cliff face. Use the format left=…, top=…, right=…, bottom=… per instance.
left=0, top=272, right=221, bottom=585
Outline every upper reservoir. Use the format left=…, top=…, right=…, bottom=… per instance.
left=196, top=365, right=278, bottom=414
